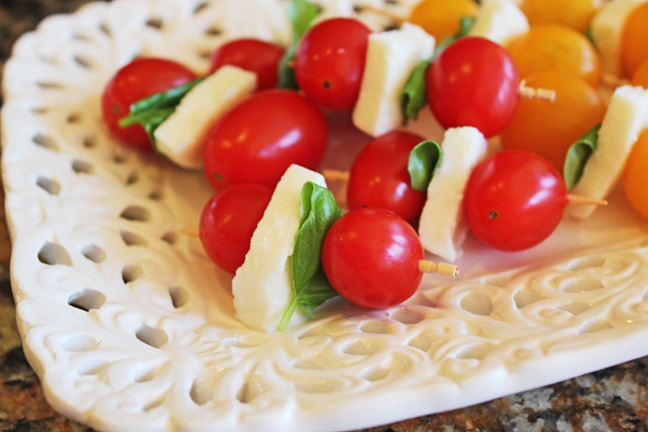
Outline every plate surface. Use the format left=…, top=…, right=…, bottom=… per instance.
left=2, top=1, right=648, bottom=431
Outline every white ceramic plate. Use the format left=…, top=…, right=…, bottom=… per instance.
left=3, top=1, right=648, bottom=431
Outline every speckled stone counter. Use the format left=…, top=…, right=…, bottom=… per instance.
left=2, top=1, right=648, bottom=431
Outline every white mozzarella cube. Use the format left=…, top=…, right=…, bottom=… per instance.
left=154, top=65, right=257, bottom=169
left=418, top=127, right=488, bottom=262
left=352, top=22, right=435, bottom=137
left=232, top=165, right=327, bottom=332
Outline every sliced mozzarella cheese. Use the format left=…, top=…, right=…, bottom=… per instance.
left=591, top=0, right=647, bottom=80
left=154, top=65, right=257, bottom=169
left=352, top=22, right=435, bottom=137
left=569, top=85, right=648, bottom=219
left=232, top=164, right=327, bottom=332
left=468, top=0, right=529, bottom=46
left=418, top=127, right=488, bottom=262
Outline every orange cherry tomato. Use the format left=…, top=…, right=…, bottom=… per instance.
left=519, top=0, right=602, bottom=33
left=408, top=0, right=479, bottom=42
left=624, top=129, right=648, bottom=221
left=622, top=2, right=648, bottom=78
left=507, top=23, right=602, bottom=88
left=630, top=59, right=648, bottom=89
left=500, top=71, right=607, bottom=171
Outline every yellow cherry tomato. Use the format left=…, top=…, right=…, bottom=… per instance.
left=624, top=129, right=648, bottom=221
left=631, top=59, right=648, bottom=88
left=519, top=0, right=602, bottom=33
left=500, top=71, right=607, bottom=171
left=507, top=24, right=602, bottom=88
left=622, top=2, right=648, bottom=78
left=408, top=0, right=479, bottom=42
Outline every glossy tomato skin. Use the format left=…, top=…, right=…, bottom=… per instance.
left=199, top=183, right=273, bottom=274
left=209, top=38, right=284, bottom=90
left=294, top=18, right=371, bottom=109
left=204, top=89, right=328, bottom=191
left=464, top=149, right=568, bottom=251
left=322, top=207, right=424, bottom=309
left=426, top=36, right=520, bottom=138
left=347, top=131, right=427, bottom=225
left=102, top=57, right=197, bottom=150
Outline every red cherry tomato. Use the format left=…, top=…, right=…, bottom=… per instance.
left=294, top=18, right=371, bottom=109
left=426, top=36, right=520, bottom=138
left=322, top=207, right=425, bottom=309
left=347, top=131, right=427, bottom=225
left=199, top=183, right=273, bottom=274
left=209, top=38, right=284, bottom=90
left=464, top=149, right=568, bottom=251
left=204, top=89, right=328, bottom=191
left=102, top=57, right=197, bottom=150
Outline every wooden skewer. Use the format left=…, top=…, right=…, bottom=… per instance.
left=419, top=260, right=459, bottom=277
left=566, top=194, right=608, bottom=206
left=322, top=169, right=350, bottom=183
left=180, top=228, right=200, bottom=237
left=519, top=80, right=557, bottom=102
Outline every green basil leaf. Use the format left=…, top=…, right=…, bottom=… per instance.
left=563, top=123, right=601, bottom=190
left=408, top=140, right=442, bottom=192
left=118, top=77, right=205, bottom=146
left=277, top=0, right=320, bottom=89
left=277, top=181, right=342, bottom=332
left=401, top=59, right=431, bottom=125
left=400, top=16, right=476, bottom=124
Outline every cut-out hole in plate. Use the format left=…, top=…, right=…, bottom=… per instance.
left=169, top=286, right=190, bottom=308
left=126, top=171, right=139, bottom=185
left=579, top=319, right=614, bottom=334
left=122, top=265, right=143, bottom=284
left=83, top=135, right=98, bottom=148
left=37, top=82, right=65, bottom=89
left=363, top=366, right=390, bottom=382
left=568, top=256, right=606, bottom=271
left=62, top=334, right=98, bottom=352
left=191, top=379, right=213, bottom=406
left=161, top=232, right=177, bottom=245
left=67, top=112, right=82, bottom=123
left=514, top=288, right=542, bottom=309
left=82, top=244, right=106, bottom=263
left=237, top=379, right=262, bottom=403
left=68, top=289, right=106, bottom=312
left=292, top=359, right=322, bottom=370
left=146, top=18, right=164, bottom=29
left=72, top=159, right=94, bottom=174
left=343, top=338, right=381, bottom=356
left=455, top=342, right=495, bottom=361
left=120, top=230, right=149, bottom=246
left=33, top=133, right=59, bottom=151
left=193, top=2, right=209, bottom=14
left=135, top=324, right=168, bottom=348
left=120, top=205, right=151, bottom=222
left=460, top=292, right=493, bottom=316
left=36, top=176, right=61, bottom=196
left=360, top=320, right=391, bottom=334
left=390, top=308, right=426, bottom=325
left=559, top=278, right=605, bottom=293
left=38, top=242, right=73, bottom=266
left=205, top=25, right=222, bottom=36
left=555, top=302, right=590, bottom=315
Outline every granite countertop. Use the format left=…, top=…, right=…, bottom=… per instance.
left=2, top=1, right=648, bottom=431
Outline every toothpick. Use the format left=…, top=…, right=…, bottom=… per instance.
left=519, top=80, right=557, bottom=102
left=418, top=260, right=459, bottom=277
left=322, top=169, right=350, bottom=183
left=180, top=228, right=200, bottom=237
left=566, top=194, right=608, bottom=206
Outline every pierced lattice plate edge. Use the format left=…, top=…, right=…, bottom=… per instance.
left=2, top=1, right=648, bottom=431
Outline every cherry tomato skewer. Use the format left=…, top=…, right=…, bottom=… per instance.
left=322, top=207, right=457, bottom=309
